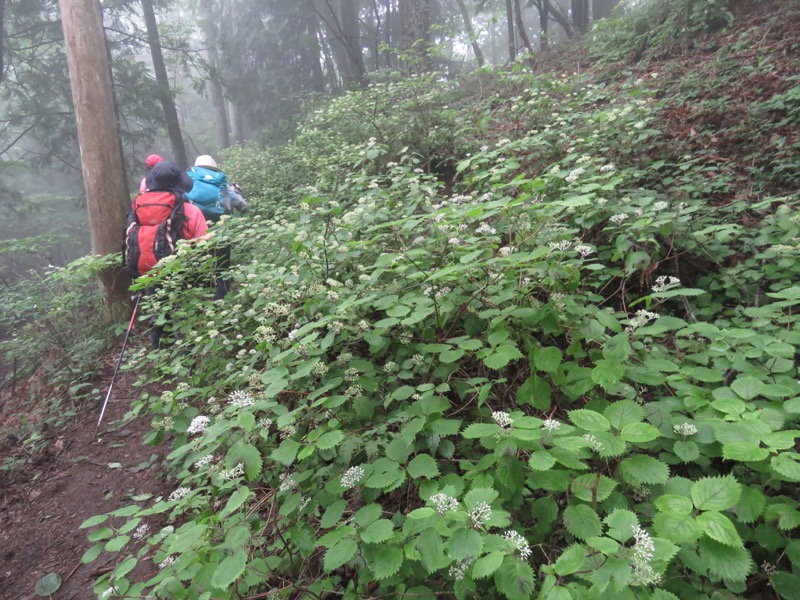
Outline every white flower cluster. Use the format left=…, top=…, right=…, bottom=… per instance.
left=492, top=411, right=514, bottom=428
left=549, top=240, right=573, bottom=252
left=653, top=200, right=669, bottom=211
left=194, top=454, right=215, bottom=470
left=279, top=425, right=296, bottom=439
left=565, top=167, right=586, bottom=183
left=575, top=244, right=594, bottom=257
left=168, top=487, right=191, bottom=502
left=542, top=419, right=561, bottom=432
left=341, top=466, right=365, bottom=489
left=430, top=493, right=459, bottom=515
left=187, top=415, right=210, bottom=435
left=449, top=557, right=475, bottom=581
left=673, top=422, right=698, bottom=436
left=278, top=473, right=298, bottom=493
left=133, top=524, right=150, bottom=540
left=475, top=223, right=497, bottom=235
left=627, top=309, right=659, bottom=332
left=600, top=164, right=615, bottom=172
left=468, top=501, right=492, bottom=529
left=652, top=275, right=681, bottom=292
left=610, top=213, right=629, bottom=225
left=503, top=530, right=533, bottom=560
left=583, top=433, right=604, bottom=452
left=158, top=555, right=176, bottom=569
left=229, top=390, right=254, bottom=408
left=499, top=246, right=515, bottom=257
left=219, top=463, right=245, bottom=481
left=630, top=524, right=662, bottom=586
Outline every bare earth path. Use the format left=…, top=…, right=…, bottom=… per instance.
left=0, top=338, right=171, bottom=600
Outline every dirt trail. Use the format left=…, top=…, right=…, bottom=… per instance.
left=0, top=338, right=172, bottom=600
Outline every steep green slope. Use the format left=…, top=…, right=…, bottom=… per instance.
left=78, top=2, right=800, bottom=598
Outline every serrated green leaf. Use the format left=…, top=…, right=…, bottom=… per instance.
left=372, top=544, right=404, bottom=580
left=321, top=499, right=347, bottom=529
left=440, top=348, right=466, bottom=363
left=654, top=495, right=694, bottom=515
left=220, top=486, right=253, bottom=519
left=210, top=550, right=247, bottom=589
left=104, top=535, right=130, bottom=552
left=80, top=543, right=103, bottom=564
left=113, top=557, right=137, bottom=579
left=571, top=474, right=617, bottom=503
left=604, top=400, right=645, bottom=430
left=732, top=486, right=766, bottom=524
left=568, top=409, right=610, bottom=432
left=462, top=423, right=502, bottom=438
left=772, top=453, right=800, bottom=481
left=691, top=475, right=742, bottom=511
left=484, top=351, right=511, bottom=370
left=620, top=455, right=670, bottom=485
left=494, top=556, right=536, bottom=600
left=316, top=430, right=345, bottom=450
left=407, top=453, right=439, bottom=479
left=697, top=511, right=742, bottom=547
left=532, top=347, right=563, bottom=373
left=79, top=514, right=109, bottom=529
left=270, top=438, right=301, bottom=467
left=449, top=528, right=483, bottom=560
left=699, top=537, right=753, bottom=582
left=673, top=440, right=700, bottom=462
left=324, top=538, right=358, bottom=572
left=730, top=376, right=763, bottom=400
left=554, top=543, right=586, bottom=576
left=87, top=527, right=114, bottom=542
left=168, top=523, right=208, bottom=553
left=620, top=422, right=660, bottom=443
left=472, top=551, right=504, bottom=579
left=361, top=519, right=394, bottom=544
left=653, top=512, right=702, bottom=545
left=407, top=507, right=436, bottom=519
left=591, top=359, right=625, bottom=391
left=722, top=442, right=769, bottom=462
left=604, top=509, right=638, bottom=542
left=528, top=450, right=556, bottom=471
left=563, top=504, right=603, bottom=540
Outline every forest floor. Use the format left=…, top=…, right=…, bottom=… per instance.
left=0, top=333, right=172, bottom=600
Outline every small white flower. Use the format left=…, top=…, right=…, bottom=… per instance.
left=194, top=454, right=215, bottom=470
left=575, top=244, right=594, bottom=257
left=158, top=555, right=176, bottom=569
left=187, top=415, right=210, bottom=435
left=653, top=201, right=669, bottom=211
left=503, top=530, right=532, bottom=560
left=168, top=487, right=191, bottom=502
left=430, top=493, right=459, bottom=515
left=565, top=167, right=586, bottom=183
left=133, top=524, right=150, bottom=540
left=449, top=557, right=475, bottom=581
left=548, top=240, right=573, bottom=252
left=652, top=275, right=681, bottom=293
left=499, top=246, right=515, bottom=257
left=627, top=309, right=660, bottom=331
left=468, top=501, right=492, bottom=529
left=492, top=411, right=514, bottom=428
left=542, top=419, right=561, bottom=432
left=673, top=422, right=698, bottom=436
left=341, top=466, right=365, bottom=489
left=583, top=433, right=604, bottom=452
left=475, top=223, right=497, bottom=235
left=610, top=214, right=629, bottom=225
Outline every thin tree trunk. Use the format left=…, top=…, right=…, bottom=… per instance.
left=141, top=0, right=187, bottom=168
left=593, top=0, right=620, bottom=21
left=513, top=0, right=535, bottom=60
left=230, top=102, right=244, bottom=144
left=571, top=0, right=588, bottom=34
left=504, top=0, right=515, bottom=61
left=454, top=0, right=484, bottom=67
left=200, top=0, right=230, bottom=150
left=339, top=0, right=366, bottom=83
left=57, top=0, right=129, bottom=304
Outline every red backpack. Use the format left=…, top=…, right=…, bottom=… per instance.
left=123, top=191, right=187, bottom=278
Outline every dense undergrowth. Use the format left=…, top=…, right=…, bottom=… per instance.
left=5, top=0, right=800, bottom=598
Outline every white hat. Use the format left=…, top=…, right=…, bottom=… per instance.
left=195, top=155, right=218, bottom=169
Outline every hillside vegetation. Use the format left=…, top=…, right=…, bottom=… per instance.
left=6, top=1, right=800, bottom=598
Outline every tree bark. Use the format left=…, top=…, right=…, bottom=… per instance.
left=200, top=0, right=230, bottom=150
left=141, top=0, right=187, bottom=168
left=400, top=0, right=432, bottom=72
left=57, top=0, right=129, bottom=304
left=454, top=0, right=484, bottom=67
left=504, top=0, right=515, bottom=61
left=571, top=0, right=589, bottom=34
left=539, top=0, right=550, bottom=49
left=339, top=0, right=366, bottom=83
left=513, top=0, right=535, bottom=59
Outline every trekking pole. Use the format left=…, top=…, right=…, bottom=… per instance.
left=96, top=293, right=142, bottom=433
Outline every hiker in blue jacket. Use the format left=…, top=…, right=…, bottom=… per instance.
left=185, top=155, right=247, bottom=299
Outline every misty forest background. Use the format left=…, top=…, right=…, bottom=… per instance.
left=3, top=0, right=800, bottom=599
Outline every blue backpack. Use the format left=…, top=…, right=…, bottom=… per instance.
left=185, top=166, right=228, bottom=222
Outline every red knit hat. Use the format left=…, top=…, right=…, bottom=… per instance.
left=145, top=154, right=164, bottom=169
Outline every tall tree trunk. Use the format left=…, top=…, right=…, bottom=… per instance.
left=304, top=0, right=326, bottom=92
left=339, top=0, right=366, bottom=83
left=513, top=0, right=535, bottom=60
left=229, top=102, right=245, bottom=144
left=400, top=0, right=432, bottom=72
left=571, top=0, right=588, bottom=34
left=369, top=0, right=381, bottom=70
left=593, top=0, right=620, bottom=21
left=200, top=0, right=230, bottom=150
left=315, top=0, right=359, bottom=88
left=454, top=0, right=484, bottom=67
left=539, top=0, right=550, bottom=49
left=141, top=0, right=187, bottom=168
left=504, top=0, right=515, bottom=61
left=57, top=0, right=129, bottom=304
